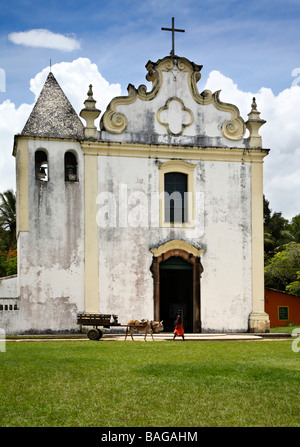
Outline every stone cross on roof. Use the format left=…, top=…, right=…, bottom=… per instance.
left=161, top=17, right=185, bottom=56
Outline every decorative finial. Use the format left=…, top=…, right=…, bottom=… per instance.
left=245, top=97, right=266, bottom=148
left=251, top=97, right=257, bottom=111
left=87, top=84, right=93, bottom=98
left=80, top=84, right=101, bottom=140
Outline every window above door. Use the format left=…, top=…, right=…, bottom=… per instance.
left=156, top=160, right=196, bottom=228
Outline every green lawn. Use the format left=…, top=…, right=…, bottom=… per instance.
left=270, top=325, right=299, bottom=334
left=0, top=339, right=299, bottom=427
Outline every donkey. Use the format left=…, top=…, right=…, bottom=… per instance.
left=125, top=319, right=164, bottom=341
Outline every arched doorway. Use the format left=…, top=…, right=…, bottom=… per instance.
left=160, top=257, right=193, bottom=332
left=150, top=241, right=204, bottom=333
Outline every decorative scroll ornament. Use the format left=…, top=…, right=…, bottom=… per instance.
left=100, top=84, right=137, bottom=134
left=214, top=91, right=246, bottom=141
left=100, top=56, right=199, bottom=134
left=187, top=70, right=246, bottom=141
left=100, top=55, right=246, bottom=141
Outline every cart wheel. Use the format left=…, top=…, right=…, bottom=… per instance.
left=87, top=328, right=100, bottom=340
left=97, top=329, right=103, bottom=339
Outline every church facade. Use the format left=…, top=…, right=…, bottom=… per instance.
left=1, top=54, right=270, bottom=334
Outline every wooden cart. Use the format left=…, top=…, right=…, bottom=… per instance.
left=77, top=313, right=120, bottom=340
left=77, top=313, right=149, bottom=340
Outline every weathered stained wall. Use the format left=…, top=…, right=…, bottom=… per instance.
left=97, top=154, right=252, bottom=332
left=199, top=160, right=252, bottom=331
left=16, top=139, right=84, bottom=333
left=100, top=56, right=247, bottom=148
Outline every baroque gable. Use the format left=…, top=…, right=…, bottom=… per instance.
left=99, top=55, right=247, bottom=147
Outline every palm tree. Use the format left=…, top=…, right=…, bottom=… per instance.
left=287, top=214, right=300, bottom=243
left=0, top=189, right=16, bottom=258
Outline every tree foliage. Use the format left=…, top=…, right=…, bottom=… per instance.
left=264, top=196, right=300, bottom=296
left=287, top=214, right=300, bottom=243
left=0, top=189, right=17, bottom=277
left=264, top=196, right=290, bottom=258
left=0, top=247, right=17, bottom=277
left=264, top=243, right=300, bottom=295
left=286, top=271, right=300, bottom=296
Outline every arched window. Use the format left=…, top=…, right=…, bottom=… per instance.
left=35, top=150, right=48, bottom=181
left=65, top=151, right=78, bottom=181
left=164, top=172, right=187, bottom=223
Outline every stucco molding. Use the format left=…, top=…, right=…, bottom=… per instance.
left=214, top=91, right=246, bottom=141
left=150, top=240, right=204, bottom=258
left=189, top=87, right=246, bottom=141
left=100, top=58, right=171, bottom=134
left=100, top=55, right=246, bottom=140
left=156, top=97, right=194, bottom=136
left=81, top=140, right=269, bottom=163
left=99, top=84, right=137, bottom=134
left=155, top=159, right=197, bottom=172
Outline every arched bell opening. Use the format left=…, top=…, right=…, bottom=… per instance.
left=35, top=150, right=49, bottom=182
left=64, top=151, right=78, bottom=182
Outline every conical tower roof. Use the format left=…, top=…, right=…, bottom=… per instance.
left=21, top=72, right=84, bottom=139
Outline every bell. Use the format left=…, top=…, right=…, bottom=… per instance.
left=66, top=165, right=77, bottom=181
left=38, top=166, right=46, bottom=180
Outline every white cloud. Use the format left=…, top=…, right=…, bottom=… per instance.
left=29, top=57, right=121, bottom=115
left=8, top=29, right=80, bottom=52
left=0, top=100, right=32, bottom=192
left=0, top=58, right=121, bottom=195
left=205, top=71, right=300, bottom=219
left=203, top=70, right=253, bottom=118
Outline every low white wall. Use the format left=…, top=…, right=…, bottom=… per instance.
left=0, top=275, right=18, bottom=298
left=0, top=275, right=20, bottom=335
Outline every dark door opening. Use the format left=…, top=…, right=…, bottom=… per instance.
left=159, top=257, right=193, bottom=332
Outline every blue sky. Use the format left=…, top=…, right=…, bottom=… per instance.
left=1, top=0, right=300, bottom=104
left=0, top=0, right=300, bottom=218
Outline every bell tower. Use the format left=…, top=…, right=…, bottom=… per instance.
left=13, top=71, right=85, bottom=332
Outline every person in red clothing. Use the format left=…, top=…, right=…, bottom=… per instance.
left=173, top=310, right=185, bottom=341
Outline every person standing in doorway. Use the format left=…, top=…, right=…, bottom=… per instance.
left=173, top=310, right=185, bottom=341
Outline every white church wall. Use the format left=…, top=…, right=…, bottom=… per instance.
left=97, top=154, right=252, bottom=332
left=199, top=161, right=252, bottom=332
left=97, top=156, right=158, bottom=323
left=16, top=139, right=85, bottom=333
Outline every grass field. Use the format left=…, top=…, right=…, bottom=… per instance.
left=270, top=325, right=299, bottom=333
left=0, top=339, right=299, bottom=427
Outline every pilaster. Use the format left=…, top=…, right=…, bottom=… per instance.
left=84, top=152, right=99, bottom=313
left=249, top=160, right=270, bottom=332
